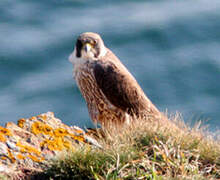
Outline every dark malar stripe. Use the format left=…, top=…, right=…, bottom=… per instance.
left=76, top=39, right=83, bottom=58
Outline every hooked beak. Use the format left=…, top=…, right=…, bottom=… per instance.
left=84, top=43, right=92, bottom=52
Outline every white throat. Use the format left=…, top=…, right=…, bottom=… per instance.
left=68, top=46, right=107, bottom=66
left=68, top=46, right=107, bottom=78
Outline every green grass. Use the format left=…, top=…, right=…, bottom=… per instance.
left=33, top=113, right=220, bottom=179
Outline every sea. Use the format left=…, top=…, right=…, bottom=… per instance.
left=0, top=0, right=219, bottom=131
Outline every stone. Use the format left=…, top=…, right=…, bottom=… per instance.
left=0, top=112, right=102, bottom=178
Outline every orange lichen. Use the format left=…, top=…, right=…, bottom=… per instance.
left=16, top=141, right=41, bottom=156
left=63, top=140, right=71, bottom=149
left=40, top=137, right=73, bottom=151
left=0, top=133, right=6, bottom=142
left=17, top=118, right=26, bottom=128
left=1, top=156, right=7, bottom=160
left=31, top=121, right=45, bottom=135
left=43, top=124, right=53, bottom=136
left=37, top=114, right=47, bottom=121
left=54, top=128, right=68, bottom=137
left=74, top=129, right=84, bottom=134
left=70, top=134, right=86, bottom=142
left=0, top=126, right=12, bottom=136
left=31, top=121, right=55, bottom=136
left=16, top=153, right=25, bottom=160
left=28, top=154, right=43, bottom=162
left=8, top=149, right=15, bottom=163
left=42, top=138, right=62, bottom=151
left=29, top=116, right=37, bottom=121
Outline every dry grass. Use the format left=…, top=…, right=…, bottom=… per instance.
left=34, top=113, right=220, bottom=179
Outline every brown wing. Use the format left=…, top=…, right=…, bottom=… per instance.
left=93, top=59, right=149, bottom=116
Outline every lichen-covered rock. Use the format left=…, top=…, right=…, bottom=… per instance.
left=0, top=112, right=101, bottom=179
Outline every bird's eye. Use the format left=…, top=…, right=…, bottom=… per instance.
left=94, top=39, right=98, bottom=44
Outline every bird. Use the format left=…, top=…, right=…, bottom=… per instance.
left=69, top=32, right=162, bottom=126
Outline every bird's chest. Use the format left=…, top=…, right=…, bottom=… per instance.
left=73, top=63, right=125, bottom=124
left=74, top=64, right=100, bottom=99
left=74, top=64, right=109, bottom=109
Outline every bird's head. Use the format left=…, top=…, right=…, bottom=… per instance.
left=69, top=32, right=107, bottom=64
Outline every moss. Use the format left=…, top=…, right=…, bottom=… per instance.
left=36, top=114, right=220, bottom=179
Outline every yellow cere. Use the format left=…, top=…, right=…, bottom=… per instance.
left=17, top=118, right=26, bottom=128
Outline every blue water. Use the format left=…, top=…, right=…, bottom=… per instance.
left=0, top=0, right=220, bottom=131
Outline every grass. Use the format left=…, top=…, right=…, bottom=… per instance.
left=33, top=113, right=220, bottom=179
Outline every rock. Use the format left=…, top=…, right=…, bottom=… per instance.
left=0, top=112, right=101, bottom=179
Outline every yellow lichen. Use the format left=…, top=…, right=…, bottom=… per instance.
left=41, top=137, right=72, bottom=151
left=0, top=126, right=12, bottom=142
left=29, top=116, right=37, bottom=121
left=8, top=149, right=15, bottom=163
left=54, top=128, right=68, bottom=137
left=31, top=121, right=55, bottom=136
left=16, top=141, right=41, bottom=156
left=17, top=118, right=26, bottom=128
left=16, top=153, right=25, bottom=160
left=63, top=140, right=71, bottom=149
left=0, top=133, right=6, bottom=142
left=43, top=124, right=53, bottom=136
left=31, top=121, right=45, bottom=135
left=1, top=156, right=7, bottom=160
left=28, top=154, right=43, bottom=162
left=75, top=129, right=84, bottom=134
left=0, top=126, right=12, bottom=136
left=37, top=114, right=47, bottom=121
left=70, top=134, right=85, bottom=143
left=49, top=137, right=64, bottom=151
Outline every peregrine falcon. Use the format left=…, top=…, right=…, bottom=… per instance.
left=69, top=32, right=162, bottom=126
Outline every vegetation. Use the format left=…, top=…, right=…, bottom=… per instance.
left=34, top=113, right=220, bottom=179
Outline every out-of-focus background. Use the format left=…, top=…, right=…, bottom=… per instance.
left=0, top=0, right=219, bottom=131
